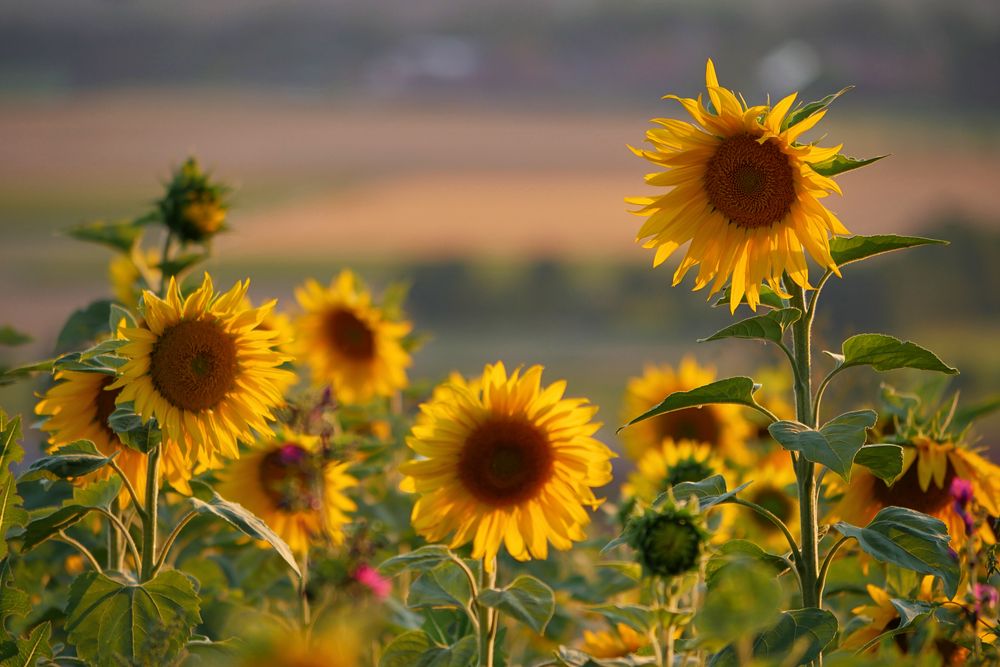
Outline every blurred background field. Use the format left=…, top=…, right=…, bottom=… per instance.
left=1, top=0, right=998, bottom=455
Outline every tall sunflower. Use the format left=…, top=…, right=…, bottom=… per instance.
left=35, top=370, right=194, bottom=498
left=400, top=362, right=615, bottom=569
left=831, top=436, right=1000, bottom=548
left=217, top=431, right=357, bottom=554
left=622, top=438, right=733, bottom=504
left=629, top=59, right=849, bottom=311
left=294, top=270, right=411, bottom=405
left=112, top=274, right=296, bottom=472
left=620, top=358, right=752, bottom=464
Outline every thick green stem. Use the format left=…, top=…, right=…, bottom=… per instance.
left=139, top=445, right=161, bottom=582
left=477, top=558, right=498, bottom=667
left=107, top=497, right=122, bottom=571
left=787, top=281, right=820, bottom=610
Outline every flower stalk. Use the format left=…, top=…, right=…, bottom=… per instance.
left=139, top=444, right=162, bottom=582
left=478, top=557, right=498, bottom=667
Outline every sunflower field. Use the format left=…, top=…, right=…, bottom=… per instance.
left=2, top=52, right=999, bottom=667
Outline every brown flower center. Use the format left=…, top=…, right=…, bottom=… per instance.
left=150, top=319, right=238, bottom=412
left=258, top=443, right=323, bottom=513
left=749, top=486, right=795, bottom=529
left=458, top=416, right=554, bottom=506
left=94, top=375, right=123, bottom=439
left=872, top=455, right=956, bottom=515
left=325, top=309, right=375, bottom=361
left=651, top=407, right=721, bottom=445
left=704, top=133, right=796, bottom=229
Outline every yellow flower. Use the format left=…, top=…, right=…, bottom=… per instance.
left=294, top=271, right=411, bottom=405
left=629, top=59, right=849, bottom=312
left=621, top=358, right=752, bottom=464
left=831, top=436, right=1000, bottom=548
left=217, top=431, right=357, bottom=554
left=737, top=461, right=799, bottom=552
left=622, top=438, right=733, bottom=503
left=582, top=623, right=648, bottom=659
left=112, top=274, right=296, bottom=473
left=35, top=370, right=194, bottom=500
left=400, top=362, right=615, bottom=569
left=228, top=621, right=366, bottom=667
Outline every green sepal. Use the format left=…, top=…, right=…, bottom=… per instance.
left=833, top=506, right=960, bottom=597
left=620, top=377, right=765, bottom=433
left=478, top=575, right=555, bottom=634
left=781, top=86, right=852, bottom=131
left=699, top=307, right=800, bottom=344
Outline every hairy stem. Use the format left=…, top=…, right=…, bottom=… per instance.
left=478, top=558, right=498, bottom=667
left=139, top=445, right=161, bottom=582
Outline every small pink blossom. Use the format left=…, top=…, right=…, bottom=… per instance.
left=354, top=564, right=391, bottom=599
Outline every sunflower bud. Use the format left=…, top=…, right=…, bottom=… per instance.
left=624, top=501, right=707, bottom=578
left=158, top=157, right=230, bottom=243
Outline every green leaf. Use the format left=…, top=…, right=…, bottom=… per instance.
left=109, top=403, right=162, bottom=453
left=0, top=621, right=53, bottom=667
left=828, top=334, right=958, bottom=375
left=834, top=506, right=960, bottom=597
left=621, top=377, right=765, bottom=432
left=829, top=234, right=948, bottom=269
left=854, top=444, right=904, bottom=483
left=55, top=300, right=114, bottom=354
left=65, top=570, right=201, bottom=666
left=709, top=608, right=838, bottom=667
left=0, top=412, right=25, bottom=468
left=71, top=477, right=124, bottom=510
left=408, top=561, right=473, bottom=611
left=0, top=413, right=27, bottom=561
left=379, top=545, right=454, bottom=577
left=379, top=631, right=477, bottom=667
left=589, top=604, right=654, bottom=633
left=890, top=598, right=934, bottom=629
left=190, top=483, right=301, bottom=579
left=809, top=153, right=886, bottom=177
left=478, top=575, right=555, bottom=634
left=21, top=505, right=92, bottom=551
left=670, top=475, right=751, bottom=510
left=699, top=308, right=801, bottom=344
left=696, top=560, right=782, bottom=646
left=19, top=442, right=118, bottom=481
left=782, top=86, right=852, bottom=131
left=0, top=327, right=31, bottom=347
left=713, top=284, right=785, bottom=310
left=64, top=219, right=143, bottom=253
left=705, top=540, right=788, bottom=589
left=109, top=303, right=138, bottom=332
left=0, top=583, right=31, bottom=623
left=184, top=636, right=244, bottom=662
left=768, top=410, right=877, bottom=481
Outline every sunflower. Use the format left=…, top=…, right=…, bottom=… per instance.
left=111, top=274, right=296, bottom=472
left=400, top=362, right=615, bottom=569
left=622, top=438, right=733, bottom=504
left=737, top=462, right=799, bottom=553
left=217, top=431, right=357, bottom=553
left=841, top=577, right=935, bottom=651
left=582, top=623, right=648, bottom=659
left=831, top=436, right=1000, bottom=548
left=628, top=59, right=849, bottom=312
left=35, top=370, right=194, bottom=499
left=620, top=358, right=752, bottom=464
left=294, top=271, right=411, bottom=405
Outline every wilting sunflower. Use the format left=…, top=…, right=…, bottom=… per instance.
left=294, top=270, right=411, bottom=405
left=628, top=59, right=850, bottom=311
left=400, top=362, right=614, bottom=569
left=217, top=431, right=356, bottom=553
left=582, top=623, right=648, bottom=659
left=35, top=370, right=194, bottom=499
left=112, top=274, right=296, bottom=472
left=831, top=436, right=1000, bottom=547
left=621, top=358, right=752, bottom=464
left=737, top=462, right=799, bottom=553
left=622, top=438, right=732, bottom=504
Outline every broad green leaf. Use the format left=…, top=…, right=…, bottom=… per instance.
left=380, top=545, right=454, bottom=577
left=709, top=608, right=838, bottom=667
left=621, top=377, right=765, bottom=432
left=829, top=234, right=947, bottom=269
left=782, top=86, right=852, bottom=131
left=408, top=561, right=473, bottom=611
left=19, top=443, right=118, bottom=481
left=21, top=505, right=92, bottom=551
left=0, top=327, right=31, bottom=347
left=109, top=303, right=137, bottom=332
left=71, top=477, right=123, bottom=510
left=190, top=483, right=301, bottom=578
left=854, top=444, right=904, bottom=483
left=0, top=412, right=25, bottom=468
left=834, top=506, right=960, bottom=597
left=64, top=219, right=143, bottom=253
left=379, top=631, right=477, bottom=667
left=809, top=153, right=885, bottom=177
left=828, top=334, right=958, bottom=375
left=65, top=570, right=201, bottom=666
left=0, top=413, right=27, bottom=560
left=696, top=560, right=782, bottom=646
left=712, top=283, right=785, bottom=310
left=589, top=604, right=654, bottom=633
left=109, top=403, right=162, bottom=453
left=54, top=300, right=114, bottom=354
left=705, top=540, right=788, bottom=589
left=0, top=621, right=52, bottom=667
left=670, top=475, right=751, bottom=510
left=699, top=308, right=801, bottom=344
left=0, top=583, right=31, bottom=622
left=478, top=575, right=555, bottom=634
left=768, top=410, right=877, bottom=481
